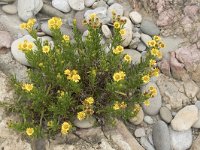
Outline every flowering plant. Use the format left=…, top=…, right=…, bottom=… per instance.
left=8, top=13, right=164, bottom=138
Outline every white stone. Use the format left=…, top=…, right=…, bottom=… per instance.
left=52, top=0, right=71, bottom=13
left=121, top=17, right=132, bottom=47
left=73, top=116, right=96, bottom=129
left=84, top=7, right=110, bottom=24
left=129, top=109, right=144, bottom=125
left=2, top=4, right=17, bottom=14
left=169, top=127, right=192, bottom=150
left=107, top=3, right=124, bottom=19
left=144, top=116, right=154, bottom=125
left=11, top=35, right=36, bottom=66
left=68, top=0, right=85, bottom=11
left=129, top=11, right=142, bottom=24
left=134, top=128, right=145, bottom=137
left=84, top=0, right=95, bottom=7
left=171, top=105, right=198, bottom=131
left=193, top=112, right=200, bottom=128
left=102, top=25, right=112, bottom=38
left=18, top=0, right=43, bottom=21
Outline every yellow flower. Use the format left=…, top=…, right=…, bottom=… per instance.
left=27, top=18, right=36, bottom=28
left=113, top=101, right=120, bottom=110
left=18, top=40, right=34, bottom=52
left=26, top=128, right=34, bottom=136
left=63, top=35, right=70, bottom=42
left=147, top=40, right=156, bottom=47
left=119, top=29, right=126, bottom=36
left=119, top=71, right=126, bottom=80
left=143, top=100, right=150, bottom=106
left=116, top=45, right=124, bottom=53
left=61, top=122, right=71, bottom=134
left=113, top=48, right=120, bottom=54
left=153, top=36, right=161, bottom=41
left=89, top=13, right=97, bottom=19
left=20, top=18, right=36, bottom=31
left=64, top=69, right=71, bottom=75
left=152, top=68, right=160, bottom=77
left=124, top=54, right=132, bottom=63
left=42, top=45, right=50, bottom=53
left=48, top=17, right=62, bottom=29
left=157, top=51, right=163, bottom=59
left=149, top=59, right=156, bottom=67
left=142, top=74, right=150, bottom=83
left=84, top=97, right=94, bottom=105
left=22, top=83, right=33, bottom=92
left=71, top=74, right=81, bottom=83
left=71, top=70, right=78, bottom=75
left=113, top=72, right=121, bottom=82
left=77, top=111, right=86, bottom=120
left=151, top=48, right=159, bottom=56
left=114, top=21, right=120, bottom=29
left=120, top=101, right=127, bottom=109
left=20, top=23, right=27, bottom=30
left=133, top=104, right=141, bottom=113
left=149, top=86, right=157, bottom=97
left=47, top=120, right=54, bottom=127
left=159, top=42, right=165, bottom=48
left=113, top=71, right=126, bottom=82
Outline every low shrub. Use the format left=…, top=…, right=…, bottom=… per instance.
left=8, top=13, right=164, bottom=138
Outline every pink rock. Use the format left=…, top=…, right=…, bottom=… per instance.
left=157, top=9, right=175, bottom=27
left=181, top=16, right=193, bottom=33
left=175, top=45, right=200, bottom=72
left=156, top=0, right=165, bottom=13
left=169, top=52, right=187, bottom=80
left=159, top=59, right=171, bottom=77
left=184, top=5, right=199, bottom=19
left=0, top=31, right=12, bottom=50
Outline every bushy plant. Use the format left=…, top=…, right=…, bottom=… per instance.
left=8, top=13, right=164, bottom=138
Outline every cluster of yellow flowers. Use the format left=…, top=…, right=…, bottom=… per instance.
left=148, top=86, right=157, bottom=97
left=48, top=17, right=63, bottom=30
left=26, top=128, right=34, bottom=136
left=148, top=36, right=164, bottom=59
left=64, top=69, right=81, bottom=83
left=77, top=97, right=95, bottom=120
left=113, top=71, right=126, bottom=82
left=82, top=13, right=101, bottom=29
left=142, top=68, right=160, bottom=84
left=113, top=45, right=124, bottom=54
left=62, top=35, right=70, bottom=42
left=20, top=18, right=36, bottom=31
left=113, top=101, right=127, bottom=110
left=133, top=104, right=141, bottom=113
left=61, top=121, right=72, bottom=135
left=22, top=83, right=33, bottom=92
left=18, top=40, right=34, bottom=52
left=123, top=54, right=132, bottom=63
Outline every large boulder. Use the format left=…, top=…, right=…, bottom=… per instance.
left=18, top=0, right=43, bottom=21
left=171, top=105, right=198, bottom=131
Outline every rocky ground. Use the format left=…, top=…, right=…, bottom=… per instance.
left=0, top=0, right=200, bottom=150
